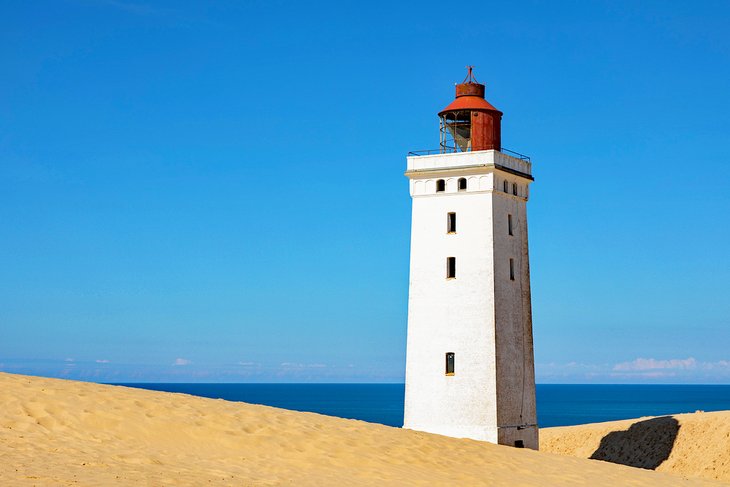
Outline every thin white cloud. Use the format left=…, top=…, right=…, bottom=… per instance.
left=173, top=358, right=191, bottom=366
left=613, top=357, right=697, bottom=371
left=608, top=358, right=730, bottom=380
left=537, top=358, right=730, bottom=382
left=700, top=360, right=730, bottom=370
left=95, top=359, right=110, bottom=364
left=237, top=361, right=258, bottom=367
left=280, top=362, right=327, bottom=369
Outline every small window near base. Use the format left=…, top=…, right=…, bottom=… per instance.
left=514, top=440, right=524, bottom=448
left=446, top=257, right=456, bottom=279
left=445, top=352, right=455, bottom=375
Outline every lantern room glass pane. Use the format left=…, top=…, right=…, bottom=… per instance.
left=440, top=111, right=472, bottom=153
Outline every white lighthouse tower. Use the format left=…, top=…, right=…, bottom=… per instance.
left=403, top=68, right=538, bottom=450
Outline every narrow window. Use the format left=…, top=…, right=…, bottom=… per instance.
left=447, top=212, right=456, bottom=234
left=458, top=178, right=467, bottom=191
left=445, top=352, right=455, bottom=375
left=514, top=440, right=524, bottom=448
left=508, top=214, right=513, bottom=236
left=446, top=257, right=456, bottom=279
left=503, top=180, right=508, bottom=192
left=512, top=183, right=518, bottom=196
left=436, top=179, right=445, bottom=192
left=509, top=258, right=515, bottom=281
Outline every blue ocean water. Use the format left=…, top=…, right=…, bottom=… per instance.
left=115, top=383, right=730, bottom=428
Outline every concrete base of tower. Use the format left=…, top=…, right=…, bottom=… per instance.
left=402, top=423, right=498, bottom=444
left=497, top=425, right=539, bottom=450
left=403, top=422, right=539, bottom=451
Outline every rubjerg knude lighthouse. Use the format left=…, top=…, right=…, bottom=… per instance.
left=403, top=68, right=538, bottom=450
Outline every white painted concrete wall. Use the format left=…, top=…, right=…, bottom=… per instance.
left=403, top=150, right=538, bottom=449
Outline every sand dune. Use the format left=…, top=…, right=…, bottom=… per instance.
left=542, top=411, right=730, bottom=484
left=0, top=373, right=723, bottom=486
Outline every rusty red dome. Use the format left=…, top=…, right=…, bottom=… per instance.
left=438, top=67, right=502, bottom=116
left=438, top=67, right=502, bottom=152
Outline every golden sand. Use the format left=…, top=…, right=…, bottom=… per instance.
left=0, top=372, right=723, bottom=486
left=542, top=411, right=730, bottom=484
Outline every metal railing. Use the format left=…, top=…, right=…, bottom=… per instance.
left=500, top=148, right=531, bottom=162
left=407, top=147, right=531, bottom=162
left=407, top=148, right=447, bottom=156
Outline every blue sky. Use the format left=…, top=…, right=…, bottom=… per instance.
left=1, top=0, right=729, bottom=383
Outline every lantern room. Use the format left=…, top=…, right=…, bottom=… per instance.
left=438, top=67, right=502, bottom=153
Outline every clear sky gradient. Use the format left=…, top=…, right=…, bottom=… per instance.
left=2, top=0, right=729, bottom=383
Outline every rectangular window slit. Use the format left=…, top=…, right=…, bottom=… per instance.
left=509, top=258, right=515, bottom=281
left=445, top=352, right=455, bottom=375
left=446, top=257, right=456, bottom=279
left=508, top=214, right=513, bottom=236
left=447, top=212, right=456, bottom=234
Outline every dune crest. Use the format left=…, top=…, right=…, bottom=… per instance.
left=0, top=373, right=721, bottom=486
left=542, top=412, right=730, bottom=484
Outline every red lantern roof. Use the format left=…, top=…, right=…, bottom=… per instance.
left=438, top=67, right=502, bottom=116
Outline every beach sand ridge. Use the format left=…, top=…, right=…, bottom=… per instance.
left=0, top=373, right=723, bottom=486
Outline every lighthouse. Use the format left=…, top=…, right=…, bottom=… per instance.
left=403, top=68, right=538, bottom=450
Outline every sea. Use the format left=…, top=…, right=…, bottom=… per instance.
left=114, top=383, right=730, bottom=428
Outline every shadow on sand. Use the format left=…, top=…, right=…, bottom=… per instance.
left=590, top=416, right=680, bottom=470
